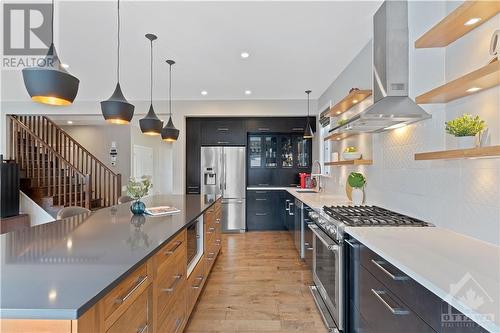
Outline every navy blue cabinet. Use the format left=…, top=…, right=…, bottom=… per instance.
left=246, top=190, right=285, bottom=231
left=346, top=236, right=488, bottom=333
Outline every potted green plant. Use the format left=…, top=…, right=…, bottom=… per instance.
left=348, top=172, right=366, bottom=205
left=445, top=114, right=486, bottom=149
left=126, top=176, right=152, bottom=215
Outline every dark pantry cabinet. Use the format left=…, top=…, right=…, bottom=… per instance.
left=185, top=116, right=316, bottom=194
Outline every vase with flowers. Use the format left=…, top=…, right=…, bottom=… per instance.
left=126, top=176, right=152, bottom=215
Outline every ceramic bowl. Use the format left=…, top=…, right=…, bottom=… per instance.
left=342, top=151, right=362, bottom=160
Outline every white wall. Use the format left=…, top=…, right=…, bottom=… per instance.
left=318, top=1, right=500, bottom=245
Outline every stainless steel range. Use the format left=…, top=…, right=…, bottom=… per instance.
left=308, top=205, right=432, bottom=333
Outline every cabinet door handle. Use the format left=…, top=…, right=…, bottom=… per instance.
left=188, top=191, right=198, bottom=194
left=292, top=127, right=304, bottom=131
left=137, top=323, right=148, bottom=333
left=114, top=275, right=148, bottom=304
left=255, top=213, right=268, bottom=216
left=256, top=191, right=268, bottom=194
left=217, top=141, right=229, bottom=144
left=164, top=241, right=182, bottom=256
left=371, top=289, right=409, bottom=315
left=192, top=275, right=205, bottom=289
left=258, top=183, right=269, bottom=186
left=288, top=203, right=294, bottom=215
left=174, top=317, right=184, bottom=333
left=217, top=128, right=229, bottom=131
left=256, top=198, right=267, bottom=201
left=187, top=186, right=199, bottom=189
left=162, top=274, right=183, bottom=293
left=371, top=259, right=409, bottom=281
left=258, top=128, right=270, bottom=131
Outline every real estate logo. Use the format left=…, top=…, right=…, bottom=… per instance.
left=3, top=3, right=52, bottom=69
left=442, top=272, right=495, bottom=330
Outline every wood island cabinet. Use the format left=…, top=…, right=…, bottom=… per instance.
left=1, top=199, right=223, bottom=333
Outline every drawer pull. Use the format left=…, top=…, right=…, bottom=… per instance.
left=256, top=198, right=267, bottom=201
left=258, top=128, right=270, bottom=131
left=162, top=274, right=183, bottom=293
left=255, top=213, right=268, bottom=216
left=164, top=241, right=182, bottom=256
left=292, top=127, right=305, bottom=131
left=174, top=317, right=183, bottom=333
left=115, top=275, right=148, bottom=304
left=256, top=191, right=268, bottom=194
left=206, top=252, right=216, bottom=260
left=215, top=239, right=221, bottom=244
left=217, top=128, right=229, bottom=131
left=371, top=259, right=409, bottom=281
left=215, top=218, right=221, bottom=224
left=217, top=141, right=229, bottom=144
left=192, top=275, right=204, bottom=289
left=187, top=186, right=199, bottom=189
left=137, top=323, right=148, bottom=333
left=371, top=289, right=409, bottom=315
left=207, top=227, right=215, bottom=233
left=257, top=184, right=269, bottom=186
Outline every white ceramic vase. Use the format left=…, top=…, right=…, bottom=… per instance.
left=457, top=136, right=476, bottom=149
left=352, top=188, right=364, bottom=206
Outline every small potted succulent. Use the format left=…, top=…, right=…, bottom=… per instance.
left=348, top=172, right=366, bottom=206
left=126, top=176, right=152, bottom=215
left=445, top=114, right=486, bottom=149
left=343, top=146, right=362, bottom=161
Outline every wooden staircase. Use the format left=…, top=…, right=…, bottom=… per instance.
left=7, top=115, right=121, bottom=217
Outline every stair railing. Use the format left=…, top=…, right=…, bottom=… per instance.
left=11, top=115, right=121, bottom=208
left=8, top=115, right=91, bottom=209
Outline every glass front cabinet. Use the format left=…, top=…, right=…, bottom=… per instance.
left=248, top=134, right=311, bottom=169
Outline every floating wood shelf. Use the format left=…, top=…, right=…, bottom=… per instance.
left=414, top=145, right=500, bottom=160
left=325, top=159, right=373, bottom=166
left=415, top=1, right=500, bottom=48
left=323, top=132, right=357, bottom=142
left=325, top=90, right=372, bottom=117
left=416, top=59, right=499, bottom=104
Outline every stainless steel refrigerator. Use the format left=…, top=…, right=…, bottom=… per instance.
left=201, top=146, right=246, bottom=232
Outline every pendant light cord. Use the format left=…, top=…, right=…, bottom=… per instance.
left=169, top=63, right=172, bottom=116
left=51, top=0, right=54, bottom=45
left=150, top=39, right=153, bottom=104
left=117, top=0, right=120, bottom=83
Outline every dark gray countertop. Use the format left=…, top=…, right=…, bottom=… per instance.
left=0, top=194, right=219, bottom=320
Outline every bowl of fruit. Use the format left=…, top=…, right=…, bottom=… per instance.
left=342, top=147, right=362, bottom=160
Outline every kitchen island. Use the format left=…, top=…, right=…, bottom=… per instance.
left=0, top=194, right=223, bottom=333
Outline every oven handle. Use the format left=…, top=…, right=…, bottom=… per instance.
left=308, top=224, right=339, bottom=252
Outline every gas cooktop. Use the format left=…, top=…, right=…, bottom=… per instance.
left=322, top=205, right=431, bottom=227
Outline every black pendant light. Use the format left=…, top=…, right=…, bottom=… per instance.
left=22, top=0, right=79, bottom=106
left=100, top=0, right=134, bottom=124
left=304, top=90, right=314, bottom=139
left=161, top=60, right=180, bottom=142
left=139, top=34, right=163, bottom=136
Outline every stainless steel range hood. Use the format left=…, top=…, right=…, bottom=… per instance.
left=332, top=0, right=431, bottom=133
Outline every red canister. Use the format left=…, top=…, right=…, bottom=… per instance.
left=299, top=173, right=308, bottom=188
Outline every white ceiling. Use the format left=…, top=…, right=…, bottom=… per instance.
left=2, top=1, right=381, bottom=102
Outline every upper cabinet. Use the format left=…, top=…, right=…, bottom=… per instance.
left=246, top=117, right=316, bottom=134
left=201, top=118, right=246, bottom=146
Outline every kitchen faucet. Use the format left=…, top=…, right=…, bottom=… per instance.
left=311, top=160, right=322, bottom=192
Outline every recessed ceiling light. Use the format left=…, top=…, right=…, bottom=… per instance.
left=240, top=52, right=250, bottom=59
left=245, top=90, right=252, bottom=95
left=464, top=18, right=481, bottom=26
left=201, top=90, right=208, bottom=96
left=352, top=99, right=358, bottom=103
left=336, top=111, right=341, bottom=115
left=466, top=87, right=482, bottom=93
left=67, top=120, right=73, bottom=124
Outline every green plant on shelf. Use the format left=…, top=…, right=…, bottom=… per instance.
left=348, top=172, right=366, bottom=189
left=445, top=114, right=486, bottom=137
left=337, top=119, right=348, bottom=126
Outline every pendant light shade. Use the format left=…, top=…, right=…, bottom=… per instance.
left=22, top=0, right=79, bottom=106
left=304, top=90, right=314, bottom=139
left=101, top=0, right=134, bottom=124
left=140, top=34, right=163, bottom=136
left=161, top=60, right=180, bottom=142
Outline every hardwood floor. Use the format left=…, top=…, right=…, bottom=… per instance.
left=184, top=231, right=328, bottom=333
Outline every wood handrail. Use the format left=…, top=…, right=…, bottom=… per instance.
left=12, top=115, right=118, bottom=177
left=8, top=115, right=121, bottom=208
left=8, top=116, right=87, bottom=178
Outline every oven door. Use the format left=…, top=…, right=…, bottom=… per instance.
left=309, top=223, right=343, bottom=332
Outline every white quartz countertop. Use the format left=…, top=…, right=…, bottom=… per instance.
left=246, top=187, right=351, bottom=209
left=346, top=227, right=500, bottom=333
